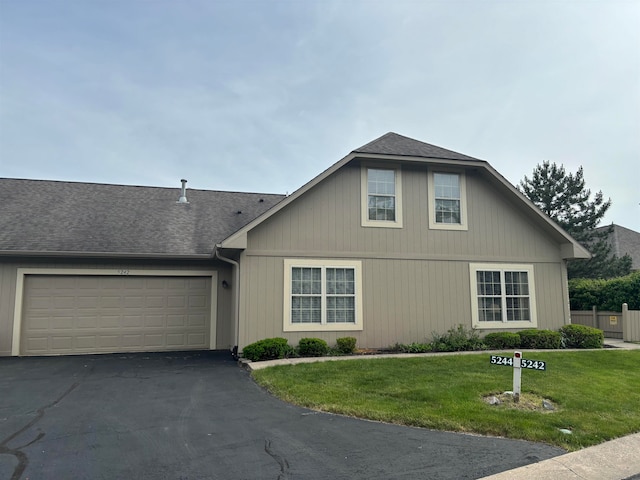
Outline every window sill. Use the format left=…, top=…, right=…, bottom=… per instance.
left=473, top=321, right=537, bottom=330
left=283, top=323, right=364, bottom=332
left=428, top=222, right=468, bottom=231
left=361, top=220, right=403, bottom=229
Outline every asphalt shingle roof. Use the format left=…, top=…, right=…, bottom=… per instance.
left=353, top=132, right=482, bottom=162
left=597, top=224, right=640, bottom=270
left=0, top=179, right=284, bottom=256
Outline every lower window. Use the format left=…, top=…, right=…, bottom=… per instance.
left=469, top=264, right=537, bottom=329
left=284, top=259, right=363, bottom=332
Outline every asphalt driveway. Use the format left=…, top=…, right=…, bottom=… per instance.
left=0, top=351, right=564, bottom=479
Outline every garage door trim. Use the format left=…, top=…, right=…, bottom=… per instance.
left=12, top=268, right=218, bottom=356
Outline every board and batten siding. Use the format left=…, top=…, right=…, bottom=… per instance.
left=238, top=255, right=567, bottom=349
left=238, top=162, right=570, bottom=349
left=247, top=163, right=562, bottom=262
left=0, top=259, right=234, bottom=356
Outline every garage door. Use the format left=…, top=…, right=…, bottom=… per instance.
left=21, top=275, right=212, bottom=355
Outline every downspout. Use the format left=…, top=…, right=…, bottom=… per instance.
left=215, top=246, right=240, bottom=358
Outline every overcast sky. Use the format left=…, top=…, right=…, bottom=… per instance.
left=1, top=0, right=638, bottom=231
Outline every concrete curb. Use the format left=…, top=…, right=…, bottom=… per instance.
left=479, top=432, right=640, bottom=480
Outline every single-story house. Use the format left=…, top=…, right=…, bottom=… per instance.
left=0, top=133, right=590, bottom=357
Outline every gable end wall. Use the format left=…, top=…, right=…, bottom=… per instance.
left=238, top=162, right=570, bottom=349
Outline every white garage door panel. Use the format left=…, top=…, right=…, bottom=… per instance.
left=22, top=275, right=212, bottom=355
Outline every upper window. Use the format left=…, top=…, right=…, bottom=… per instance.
left=284, top=259, right=363, bottom=332
left=361, top=166, right=403, bottom=228
left=428, top=170, right=467, bottom=230
left=469, top=263, right=537, bottom=329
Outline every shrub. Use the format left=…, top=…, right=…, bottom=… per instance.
left=431, top=325, right=485, bottom=352
left=518, top=329, right=562, bottom=349
left=391, top=342, right=432, bottom=353
left=483, top=332, right=521, bottom=350
left=298, top=338, right=329, bottom=357
left=559, top=324, right=604, bottom=349
left=335, top=337, right=357, bottom=354
left=569, top=271, right=640, bottom=310
left=242, top=337, right=293, bottom=362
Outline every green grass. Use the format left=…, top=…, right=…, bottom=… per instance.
left=252, top=351, right=640, bottom=451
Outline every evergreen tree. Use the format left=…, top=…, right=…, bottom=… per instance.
left=519, top=161, right=631, bottom=279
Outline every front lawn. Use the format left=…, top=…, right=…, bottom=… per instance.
left=252, top=350, right=640, bottom=451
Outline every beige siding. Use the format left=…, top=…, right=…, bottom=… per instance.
left=239, top=162, right=570, bottom=350
left=0, top=259, right=234, bottom=356
left=0, top=263, right=18, bottom=356
left=248, top=164, right=561, bottom=262
left=239, top=255, right=567, bottom=349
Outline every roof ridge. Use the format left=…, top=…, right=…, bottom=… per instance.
left=0, top=177, right=284, bottom=196
left=352, top=132, right=482, bottom=162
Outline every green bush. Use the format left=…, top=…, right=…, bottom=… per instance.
left=298, top=338, right=329, bottom=357
left=483, top=332, right=521, bottom=349
left=518, top=329, right=562, bottom=349
left=391, top=342, right=432, bottom=353
left=559, top=324, right=604, bottom=349
left=431, top=325, right=485, bottom=352
left=335, top=337, right=357, bottom=354
left=242, top=337, right=293, bottom=362
left=569, top=271, right=640, bottom=310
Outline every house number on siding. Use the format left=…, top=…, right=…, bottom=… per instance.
left=118, top=270, right=130, bottom=275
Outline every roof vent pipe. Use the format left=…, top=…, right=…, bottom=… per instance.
left=178, top=179, right=188, bottom=203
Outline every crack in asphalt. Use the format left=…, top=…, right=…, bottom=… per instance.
left=0, top=381, right=80, bottom=480
left=265, top=439, right=290, bottom=480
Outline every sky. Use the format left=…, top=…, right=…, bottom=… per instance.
left=1, top=0, right=639, bottom=231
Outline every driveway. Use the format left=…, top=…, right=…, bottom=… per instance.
left=0, top=351, right=564, bottom=479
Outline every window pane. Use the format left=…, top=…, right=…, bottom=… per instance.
left=476, top=268, right=531, bottom=323
left=476, top=270, right=502, bottom=321
left=505, top=271, right=529, bottom=296
left=291, top=296, right=321, bottom=323
left=368, top=169, right=396, bottom=221
left=477, top=271, right=501, bottom=296
left=292, top=267, right=321, bottom=295
left=507, top=297, right=530, bottom=321
left=368, top=195, right=396, bottom=221
left=290, top=264, right=358, bottom=326
left=435, top=199, right=461, bottom=224
left=434, top=173, right=461, bottom=224
left=326, top=268, right=355, bottom=295
left=368, top=169, right=395, bottom=195
left=478, top=297, right=502, bottom=321
left=327, top=296, right=355, bottom=323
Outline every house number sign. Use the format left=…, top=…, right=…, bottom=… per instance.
left=490, top=351, right=546, bottom=403
left=490, top=355, right=546, bottom=371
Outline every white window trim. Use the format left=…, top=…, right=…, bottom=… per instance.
left=469, top=263, right=537, bottom=330
left=428, top=169, right=468, bottom=231
left=361, top=164, right=403, bottom=228
left=283, top=259, right=363, bottom=332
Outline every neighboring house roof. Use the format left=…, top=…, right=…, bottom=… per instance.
left=220, top=132, right=590, bottom=260
left=0, top=178, right=284, bottom=257
left=597, top=224, right=640, bottom=270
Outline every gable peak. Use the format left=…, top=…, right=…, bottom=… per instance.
left=353, top=132, right=481, bottom=162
